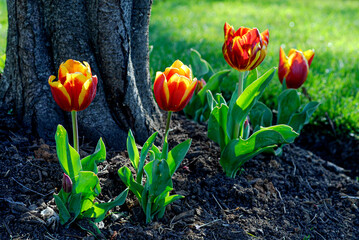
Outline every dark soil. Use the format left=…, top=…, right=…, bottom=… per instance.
left=0, top=110, right=358, bottom=240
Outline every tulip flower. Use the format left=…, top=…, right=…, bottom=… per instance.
left=153, top=60, right=198, bottom=135
left=48, top=59, right=98, bottom=152
left=278, top=47, right=315, bottom=89
left=48, top=59, right=98, bottom=112
left=62, top=173, right=73, bottom=193
left=222, top=22, right=269, bottom=72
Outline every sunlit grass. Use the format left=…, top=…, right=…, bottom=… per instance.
left=0, top=0, right=7, bottom=55
left=150, top=0, right=359, bottom=133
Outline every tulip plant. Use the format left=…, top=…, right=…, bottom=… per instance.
left=206, top=23, right=299, bottom=178
left=118, top=60, right=195, bottom=223
left=49, top=60, right=128, bottom=228
left=183, top=49, right=230, bottom=122
left=250, top=47, right=320, bottom=143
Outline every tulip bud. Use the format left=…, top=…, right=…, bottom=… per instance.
left=243, top=117, right=250, bottom=139
left=195, top=78, right=206, bottom=94
left=62, top=173, right=73, bottom=193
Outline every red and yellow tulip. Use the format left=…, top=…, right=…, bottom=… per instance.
left=278, top=47, right=315, bottom=89
left=154, top=60, right=198, bottom=112
left=48, top=59, right=98, bottom=112
left=222, top=22, right=269, bottom=72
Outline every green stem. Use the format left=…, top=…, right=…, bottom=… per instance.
left=71, top=111, right=79, bottom=153
left=165, top=111, right=172, bottom=136
left=233, top=71, right=245, bottom=139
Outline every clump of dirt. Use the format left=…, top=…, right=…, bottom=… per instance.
left=0, top=111, right=358, bottom=239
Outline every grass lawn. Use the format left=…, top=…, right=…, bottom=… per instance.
left=0, top=0, right=357, bottom=134
left=150, top=0, right=359, bottom=134
left=0, top=0, right=6, bottom=55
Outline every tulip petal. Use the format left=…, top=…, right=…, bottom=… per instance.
left=78, top=75, right=97, bottom=111
left=178, top=78, right=198, bottom=111
left=167, top=74, right=189, bottom=109
left=48, top=75, right=72, bottom=111
left=153, top=72, right=170, bottom=111
left=286, top=51, right=309, bottom=89
left=303, top=49, right=315, bottom=67
left=278, top=47, right=290, bottom=83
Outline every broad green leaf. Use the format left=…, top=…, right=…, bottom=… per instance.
left=83, top=188, right=129, bottom=223
left=207, top=90, right=218, bottom=112
left=220, top=125, right=298, bottom=178
left=243, top=68, right=258, bottom=90
left=81, top=196, right=95, bottom=213
left=54, top=194, right=71, bottom=225
left=137, top=132, right=158, bottom=183
left=144, top=159, right=172, bottom=197
left=167, top=139, right=192, bottom=176
left=126, top=130, right=139, bottom=171
left=73, top=171, right=99, bottom=199
left=67, top=193, right=82, bottom=225
left=227, top=68, right=276, bottom=140
left=197, top=70, right=231, bottom=104
left=55, top=125, right=81, bottom=179
left=208, top=103, right=229, bottom=150
left=118, top=167, right=144, bottom=202
left=277, top=89, right=301, bottom=124
left=151, top=145, right=162, bottom=160
left=81, top=138, right=106, bottom=174
left=190, top=48, right=210, bottom=79
left=184, top=69, right=230, bottom=122
left=152, top=186, right=172, bottom=215
left=288, top=101, right=320, bottom=132
left=249, top=101, right=273, bottom=132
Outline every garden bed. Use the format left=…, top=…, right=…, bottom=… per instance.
left=0, top=111, right=358, bottom=239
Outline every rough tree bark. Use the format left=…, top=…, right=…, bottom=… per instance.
left=0, top=0, right=161, bottom=149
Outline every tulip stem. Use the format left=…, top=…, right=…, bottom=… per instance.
left=232, top=71, right=245, bottom=139
left=165, top=111, right=172, bottom=137
left=238, top=71, right=244, bottom=97
left=71, top=111, right=79, bottom=153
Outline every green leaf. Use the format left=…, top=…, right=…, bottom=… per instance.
left=288, top=101, right=320, bottom=132
left=118, top=167, right=144, bottom=202
left=126, top=130, right=139, bottom=171
left=161, top=131, right=169, bottom=161
left=243, top=68, right=258, bottom=90
left=144, top=159, right=172, bottom=197
left=150, top=145, right=162, bottom=160
left=81, top=138, right=106, bottom=174
left=190, top=48, right=211, bottom=79
left=249, top=101, right=273, bottom=132
left=207, top=101, right=230, bottom=150
left=277, top=89, right=301, bottom=124
left=227, top=68, right=276, bottom=140
left=67, top=193, right=82, bottom=226
left=184, top=69, right=230, bottom=122
left=83, top=188, right=129, bottom=223
left=137, top=132, right=158, bottom=183
left=73, top=171, right=99, bottom=199
left=54, top=194, right=71, bottom=225
left=220, top=125, right=298, bottom=178
left=55, top=125, right=82, bottom=179
left=167, top=139, right=192, bottom=176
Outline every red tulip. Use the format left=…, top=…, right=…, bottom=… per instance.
left=154, top=60, right=198, bottom=112
left=48, top=59, right=98, bottom=112
left=222, top=22, right=269, bottom=71
left=278, top=47, right=315, bottom=89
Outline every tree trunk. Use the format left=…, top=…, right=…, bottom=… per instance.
left=0, top=0, right=161, bottom=149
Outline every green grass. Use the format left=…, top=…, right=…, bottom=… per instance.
left=0, top=0, right=7, bottom=55
left=150, top=0, right=359, bottom=134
